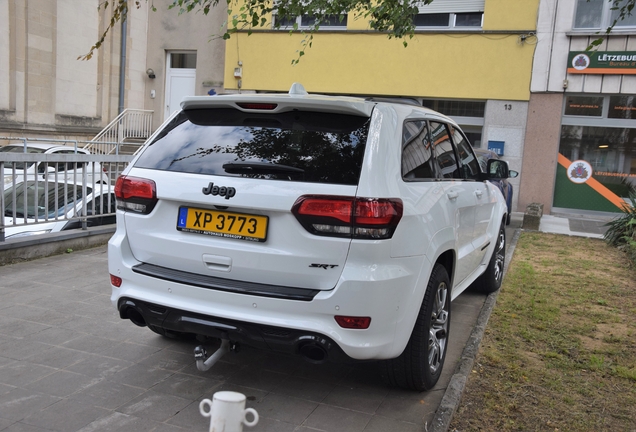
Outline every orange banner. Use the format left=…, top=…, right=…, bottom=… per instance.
left=557, top=154, right=628, bottom=211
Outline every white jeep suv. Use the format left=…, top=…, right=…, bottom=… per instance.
left=109, top=84, right=511, bottom=391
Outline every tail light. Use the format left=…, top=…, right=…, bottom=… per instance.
left=114, top=176, right=157, bottom=214
left=291, top=195, right=403, bottom=239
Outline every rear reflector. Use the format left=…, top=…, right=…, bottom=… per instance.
left=114, top=176, right=158, bottom=214
left=292, top=195, right=403, bottom=239
left=335, top=316, right=371, bottom=329
left=110, top=274, right=122, bottom=287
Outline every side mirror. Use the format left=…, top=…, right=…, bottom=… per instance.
left=486, top=159, right=511, bottom=179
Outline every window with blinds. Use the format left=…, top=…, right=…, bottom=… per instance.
left=414, top=0, right=484, bottom=29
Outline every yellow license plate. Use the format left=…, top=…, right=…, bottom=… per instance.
left=177, top=207, right=268, bottom=242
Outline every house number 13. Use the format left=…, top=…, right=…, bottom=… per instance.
left=504, top=104, right=512, bottom=110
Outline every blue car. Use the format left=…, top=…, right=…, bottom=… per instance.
left=474, top=148, right=518, bottom=225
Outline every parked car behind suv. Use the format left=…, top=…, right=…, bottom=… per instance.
left=474, top=147, right=518, bottom=225
left=1, top=143, right=109, bottom=190
left=3, top=180, right=116, bottom=239
left=109, top=84, right=513, bottom=391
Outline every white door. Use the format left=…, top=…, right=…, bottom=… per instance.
left=164, top=52, right=197, bottom=120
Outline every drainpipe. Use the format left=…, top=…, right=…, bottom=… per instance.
left=118, top=14, right=127, bottom=114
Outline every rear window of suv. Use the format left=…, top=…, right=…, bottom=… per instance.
left=134, top=108, right=370, bottom=186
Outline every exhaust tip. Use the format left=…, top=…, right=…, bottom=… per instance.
left=299, top=343, right=328, bottom=364
left=125, top=307, right=147, bottom=327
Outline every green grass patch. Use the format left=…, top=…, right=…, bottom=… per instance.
left=450, top=233, right=636, bottom=432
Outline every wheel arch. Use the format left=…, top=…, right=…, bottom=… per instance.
left=434, top=249, right=455, bottom=289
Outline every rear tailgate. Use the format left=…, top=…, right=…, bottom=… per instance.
left=121, top=103, right=372, bottom=291
left=123, top=168, right=355, bottom=290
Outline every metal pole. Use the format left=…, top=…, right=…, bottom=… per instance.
left=118, top=13, right=127, bottom=115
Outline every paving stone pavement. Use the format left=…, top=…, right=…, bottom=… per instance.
left=0, top=244, right=493, bottom=432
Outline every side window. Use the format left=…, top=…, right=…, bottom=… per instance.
left=60, top=150, right=84, bottom=171
left=450, top=126, right=480, bottom=180
left=86, top=193, right=116, bottom=216
left=402, top=120, right=437, bottom=180
left=429, top=122, right=460, bottom=179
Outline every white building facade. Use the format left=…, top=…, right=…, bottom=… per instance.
left=520, top=0, right=636, bottom=215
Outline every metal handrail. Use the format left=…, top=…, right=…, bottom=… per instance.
left=85, top=108, right=154, bottom=155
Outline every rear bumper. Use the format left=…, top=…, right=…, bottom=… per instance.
left=108, top=227, right=432, bottom=361
left=118, top=296, right=352, bottom=363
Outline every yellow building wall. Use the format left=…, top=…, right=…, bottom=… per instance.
left=483, top=0, right=539, bottom=31
left=224, top=0, right=539, bottom=101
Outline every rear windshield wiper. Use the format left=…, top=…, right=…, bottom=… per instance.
left=222, top=162, right=305, bottom=175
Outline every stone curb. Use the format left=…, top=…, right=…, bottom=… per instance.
left=0, top=225, right=115, bottom=265
left=429, top=228, right=523, bottom=432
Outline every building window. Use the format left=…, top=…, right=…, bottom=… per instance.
left=273, top=14, right=347, bottom=29
left=422, top=99, right=484, bottom=148
left=422, top=100, right=486, bottom=117
left=564, top=96, right=604, bottom=117
left=414, top=0, right=484, bottom=29
left=413, top=12, right=482, bottom=28
left=573, top=0, right=636, bottom=29
left=170, top=53, right=197, bottom=69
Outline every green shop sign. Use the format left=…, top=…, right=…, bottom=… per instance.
left=567, top=51, right=636, bottom=75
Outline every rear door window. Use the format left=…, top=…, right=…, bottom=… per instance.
left=402, top=120, right=437, bottom=180
left=449, top=126, right=480, bottom=180
left=430, top=122, right=460, bottom=179
left=135, top=109, right=370, bottom=186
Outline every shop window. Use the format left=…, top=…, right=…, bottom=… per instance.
left=559, top=125, right=636, bottom=196
left=573, top=0, right=636, bottom=29
left=564, top=96, right=604, bottom=117
left=608, top=96, right=636, bottom=119
left=556, top=95, right=636, bottom=212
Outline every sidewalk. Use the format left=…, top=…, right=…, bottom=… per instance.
left=538, top=212, right=613, bottom=239
left=0, top=212, right=614, bottom=432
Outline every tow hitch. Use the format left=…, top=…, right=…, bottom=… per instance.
left=194, top=339, right=240, bottom=372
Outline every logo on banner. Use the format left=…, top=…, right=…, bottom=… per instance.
left=567, top=160, right=593, bottom=184
left=572, top=54, right=590, bottom=71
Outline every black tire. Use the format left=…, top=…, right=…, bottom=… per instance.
left=381, top=263, right=451, bottom=391
left=473, top=221, right=506, bottom=294
left=506, top=212, right=511, bottom=226
left=147, top=324, right=195, bottom=340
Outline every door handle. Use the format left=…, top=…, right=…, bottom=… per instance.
left=475, top=190, right=483, bottom=198
left=447, top=190, right=459, bottom=201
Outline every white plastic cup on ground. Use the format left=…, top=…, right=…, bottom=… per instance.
left=200, top=391, right=259, bottom=432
